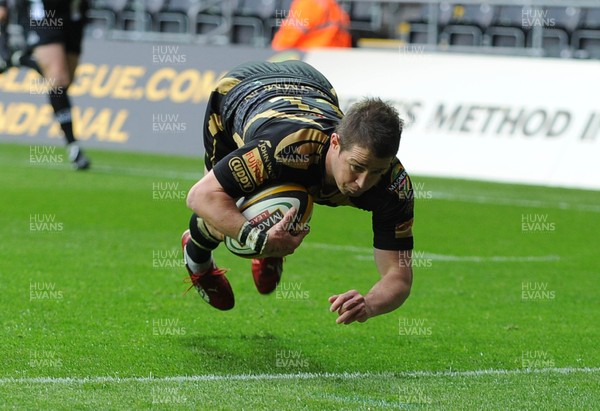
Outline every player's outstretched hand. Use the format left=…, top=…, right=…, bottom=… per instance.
left=329, top=290, right=372, bottom=325
left=261, top=207, right=310, bottom=258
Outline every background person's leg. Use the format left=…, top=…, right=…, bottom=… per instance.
left=32, top=43, right=90, bottom=169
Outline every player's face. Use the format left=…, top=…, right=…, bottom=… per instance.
left=330, top=134, right=392, bottom=197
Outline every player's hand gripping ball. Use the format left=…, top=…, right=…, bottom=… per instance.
left=224, top=184, right=313, bottom=258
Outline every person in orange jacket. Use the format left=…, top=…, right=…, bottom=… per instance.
left=272, top=0, right=352, bottom=50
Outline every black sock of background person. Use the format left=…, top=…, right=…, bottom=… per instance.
left=18, top=53, right=76, bottom=144
left=49, top=89, right=76, bottom=144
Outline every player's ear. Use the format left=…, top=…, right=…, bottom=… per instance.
left=331, top=133, right=341, bottom=150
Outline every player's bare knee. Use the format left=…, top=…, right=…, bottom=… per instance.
left=186, top=184, right=201, bottom=212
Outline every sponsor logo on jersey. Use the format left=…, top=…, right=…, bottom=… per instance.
left=242, top=148, right=267, bottom=185
left=228, top=157, right=255, bottom=193
left=257, top=140, right=276, bottom=178
left=388, top=163, right=413, bottom=200
left=395, top=218, right=413, bottom=238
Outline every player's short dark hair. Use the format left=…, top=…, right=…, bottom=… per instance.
left=335, top=98, right=403, bottom=158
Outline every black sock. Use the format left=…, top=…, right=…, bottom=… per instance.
left=49, top=88, right=76, bottom=144
left=186, top=214, right=221, bottom=265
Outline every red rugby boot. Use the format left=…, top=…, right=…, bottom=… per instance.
left=182, top=230, right=234, bottom=310
left=252, top=257, right=283, bottom=294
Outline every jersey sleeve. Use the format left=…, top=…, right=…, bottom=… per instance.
left=368, top=161, right=415, bottom=251
left=212, top=138, right=280, bottom=198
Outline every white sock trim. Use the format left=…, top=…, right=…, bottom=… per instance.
left=184, top=247, right=213, bottom=274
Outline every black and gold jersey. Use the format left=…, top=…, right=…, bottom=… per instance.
left=207, top=61, right=414, bottom=251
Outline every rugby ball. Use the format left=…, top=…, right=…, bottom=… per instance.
left=224, top=184, right=313, bottom=258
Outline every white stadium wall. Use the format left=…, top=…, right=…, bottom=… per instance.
left=1, top=39, right=599, bottom=190
left=304, top=49, right=600, bottom=191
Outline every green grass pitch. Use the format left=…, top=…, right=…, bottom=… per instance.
left=0, top=142, right=598, bottom=409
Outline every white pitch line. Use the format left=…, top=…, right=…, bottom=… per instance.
left=3, top=157, right=202, bottom=181
left=303, top=242, right=560, bottom=263
left=91, top=164, right=201, bottom=180
left=431, top=191, right=600, bottom=213
left=355, top=254, right=560, bottom=262
left=423, top=253, right=560, bottom=262
left=303, top=242, right=373, bottom=254
left=1, top=367, right=598, bottom=385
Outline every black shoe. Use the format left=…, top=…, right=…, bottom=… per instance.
left=67, top=143, right=91, bottom=171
